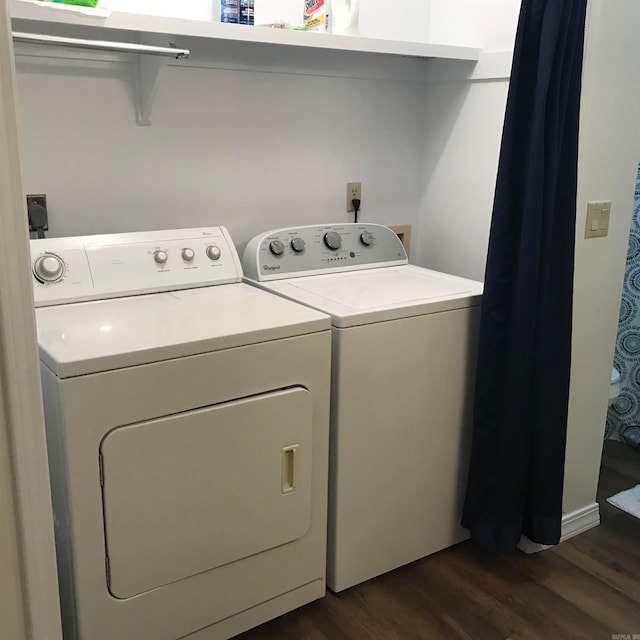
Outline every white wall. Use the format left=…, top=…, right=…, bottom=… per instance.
left=564, top=0, right=640, bottom=512
left=1, top=2, right=63, bottom=636
left=415, top=0, right=518, bottom=279
left=417, top=0, right=640, bottom=517
left=103, top=0, right=432, bottom=38
left=13, top=0, right=639, bottom=526
left=428, top=0, right=521, bottom=49
left=14, top=51, right=425, bottom=253
left=415, top=79, right=508, bottom=279
left=0, top=393, right=27, bottom=640
left=105, top=0, right=217, bottom=22
left=104, top=0, right=300, bottom=26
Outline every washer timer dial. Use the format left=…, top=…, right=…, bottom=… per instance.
left=323, top=231, right=342, bottom=251
left=269, top=240, right=285, bottom=256
left=360, top=231, right=374, bottom=246
left=33, top=253, right=65, bottom=283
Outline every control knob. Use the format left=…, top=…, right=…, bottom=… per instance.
left=154, top=250, right=168, bottom=265
left=290, top=237, right=306, bottom=253
left=206, top=245, right=221, bottom=261
left=360, top=231, right=374, bottom=246
left=269, top=240, right=285, bottom=256
left=182, top=248, right=195, bottom=261
left=323, top=231, right=342, bottom=251
left=33, top=253, right=64, bottom=282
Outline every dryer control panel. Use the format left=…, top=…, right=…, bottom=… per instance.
left=243, top=224, right=408, bottom=281
left=31, top=227, right=242, bottom=307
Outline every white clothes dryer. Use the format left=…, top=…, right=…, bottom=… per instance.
left=243, top=223, right=483, bottom=592
left=31, top=227, right=331, bottom=640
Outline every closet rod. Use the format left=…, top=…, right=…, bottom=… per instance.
left=11, top=32, right=190, bottom=58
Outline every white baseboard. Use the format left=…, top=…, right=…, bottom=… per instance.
left=517, top=536, right=552, bottom=554
left=517, top=503, right=600, bottom=554
left=560, top=502, right=600, bottom=542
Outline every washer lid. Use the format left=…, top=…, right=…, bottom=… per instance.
left=36, top=283, right=329, bottom=378
left=258, top=265, right=483, bottom=328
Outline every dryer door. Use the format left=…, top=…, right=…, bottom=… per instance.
left=100, top=386, right=312, bottom=599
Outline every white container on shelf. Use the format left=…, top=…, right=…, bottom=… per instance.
left=331, top=0, right=360, bottom=35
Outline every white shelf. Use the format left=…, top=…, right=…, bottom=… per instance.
left=10, top=0, right=481, bottom=61
left=10, top=0, right=481, bottom=126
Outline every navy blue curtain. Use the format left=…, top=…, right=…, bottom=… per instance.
left=461, top=0, right=588, bottom=554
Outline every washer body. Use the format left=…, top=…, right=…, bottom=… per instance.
left=243, top=224, right=483, bottom=592
left=31, top=227, right=331, bottom=639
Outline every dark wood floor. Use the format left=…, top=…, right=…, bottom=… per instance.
left=238, top=441, right=640, bottom=640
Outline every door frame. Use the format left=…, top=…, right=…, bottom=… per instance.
left=0, top=2, right=63, bottom=638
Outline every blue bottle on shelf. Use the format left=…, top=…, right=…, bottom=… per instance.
left=239, top=0, right=254, bottom=25
left=221, top=0, right=239, bottom=23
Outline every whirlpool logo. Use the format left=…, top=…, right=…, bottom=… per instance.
left=263, top=265, right=281, bottom=271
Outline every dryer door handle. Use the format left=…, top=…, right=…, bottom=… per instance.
left=281, top=445, right=299, bottom=494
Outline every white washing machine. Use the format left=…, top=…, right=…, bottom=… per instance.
left=243, top=223, right=483, bottom=592
left=30, top=227, right=331, bottom=640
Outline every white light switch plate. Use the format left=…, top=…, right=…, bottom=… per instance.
left=585, top=201, right=611, bottom=238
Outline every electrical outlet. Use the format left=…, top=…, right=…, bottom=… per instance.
left=26, top=194, right=48, bottom=232
left=346, top=182, right=361, bottom=212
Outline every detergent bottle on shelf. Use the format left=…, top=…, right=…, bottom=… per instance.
left=331, top=0, right=360, bottom=34
left=303, top=0, right=328, bottom=31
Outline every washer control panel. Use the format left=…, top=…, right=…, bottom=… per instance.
left=30, top=227, right=242, bottom=307
left=243, top=223, right=408, bottom=281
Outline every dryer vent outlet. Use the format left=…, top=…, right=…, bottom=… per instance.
left=387, top=224, right=411, bottom=257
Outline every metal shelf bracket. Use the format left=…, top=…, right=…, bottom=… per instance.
left=12, top=31, right=190, bottom=126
